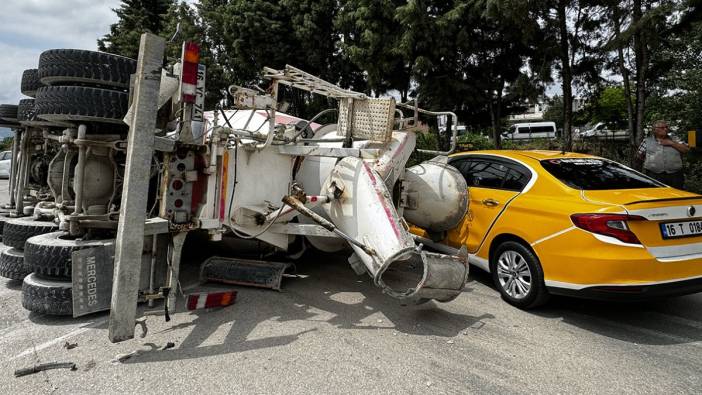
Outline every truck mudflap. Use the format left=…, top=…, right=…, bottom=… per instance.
left=200, top=257, right=291, bottom=291
left=319, top=156, right=469, bottom=303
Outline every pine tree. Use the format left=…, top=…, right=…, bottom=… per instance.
left=336, top=0, right=410, bottom=99
left=163, top=1, right=226, bottom=107
left=98, top=0, right=175, bottom=59
left=198, top=0, right=355, bottom=116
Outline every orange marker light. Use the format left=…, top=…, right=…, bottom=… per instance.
left=181, top=41, right=200, bottom=103
left=183, top=42, right=200, bottom=64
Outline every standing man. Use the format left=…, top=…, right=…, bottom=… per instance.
left=638, top=120, right=690, bottom=189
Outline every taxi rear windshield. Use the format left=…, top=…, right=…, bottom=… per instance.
left=540, top=158, right=663, bottom=190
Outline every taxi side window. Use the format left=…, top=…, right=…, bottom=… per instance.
left=502, top=163, right=531, bottom=191
left=453, top=159, right=508, bottom=189
left=451, top=159, right=474, bottom=185
left=451, top=158, right=531, bottom=192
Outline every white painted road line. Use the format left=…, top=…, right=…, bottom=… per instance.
left=8, top=318, right=108, bottom=361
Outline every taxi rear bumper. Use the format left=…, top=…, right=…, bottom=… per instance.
left=546, top=276, right=702, bottom=301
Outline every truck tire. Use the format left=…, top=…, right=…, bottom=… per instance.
left=21, top=273, right=72, bottom=316
left=25, top=231, right=114, bottom=280
left=0, top=104, right=18, bottom=122
left=34, top=86, right=129, bottom=125
left=38, top=49, right=136, bottom=89
left=21, top=69, right=42, bottom=97
left=17, top=99, right=35, bottom=122
left=17, top=98, right=71, bottom=128
left=0, top=213, right=13, bottom=235
left=0, top=248, right=28, bottom=280
left=3, top=217, right=59, bottom=250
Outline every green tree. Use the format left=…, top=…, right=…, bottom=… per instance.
left=395, top=0, right=543, bottom=148
left=543, top=95, right=564, bottom=127
left=199, top=0, right=336, bottom=85
left=198, top=0, right=353, bottom=117
left=98, top=0, right=174, bottom=59
left=592, top=86, right=628, bottom=126
left=646, top=0, right=702, bottom=131
left=162, top=2, right=226, bottom=106
left=603, top=0, right=680, bottom=165
left=537, top=0, right=607, bottom=151
left=336, top=0, right=410, bottom=100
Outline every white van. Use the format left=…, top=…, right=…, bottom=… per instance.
left=503, top=122, right=557, bottom=140
left=580, top=122, right=629, bottom=141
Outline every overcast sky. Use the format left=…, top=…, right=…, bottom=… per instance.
left=0, top=0, right=122, bottom=105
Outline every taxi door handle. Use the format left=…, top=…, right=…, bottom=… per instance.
left=482, top=198, right=500, bottom=207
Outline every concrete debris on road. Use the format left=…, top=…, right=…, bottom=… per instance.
left=136, top=318, right=148, bottom=338
left=63, top=342, right=78, bottom=350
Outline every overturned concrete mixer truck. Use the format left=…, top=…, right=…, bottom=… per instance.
left=0, top=33, right=469, bottom=342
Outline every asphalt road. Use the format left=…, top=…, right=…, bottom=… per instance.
left=1, top=179, right=701, bottom=394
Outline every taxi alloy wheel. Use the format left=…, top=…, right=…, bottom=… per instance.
left=491, top=241, right=550, bottom=309
left=497, top=250, right=532, bottom=299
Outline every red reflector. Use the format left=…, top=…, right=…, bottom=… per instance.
left=181, top=61, right=198, bottom=86
left=571, top=213, right=646, bottom=244
left=186, top=291, right=237, bottom=310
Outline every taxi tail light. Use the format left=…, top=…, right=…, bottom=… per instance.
left=570, top=214, right=646, bottom=244
left=181, top=41, right=200, bottom=103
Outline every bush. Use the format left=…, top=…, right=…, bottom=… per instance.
left=407, top=131, right=440, bottom=166
left=408, top=131, right=495, bottom=166
left=456, top=133, right=495, bottom=151
left=501, top=138, right=562, bottom=151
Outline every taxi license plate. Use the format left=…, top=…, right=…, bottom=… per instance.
left=660, top=220, right=702, bottom=239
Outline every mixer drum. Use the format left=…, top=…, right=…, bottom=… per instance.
left=403, top=160, right=468, bottom=232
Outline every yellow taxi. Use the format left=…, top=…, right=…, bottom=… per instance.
left=428, top=150, right=702, bottom=309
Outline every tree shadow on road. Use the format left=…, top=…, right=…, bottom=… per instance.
left=532, top=293, right=702, bottom=346
left=458, top=261, right=702, bottom=347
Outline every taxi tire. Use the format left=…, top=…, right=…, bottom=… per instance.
left=491, top=241, right=549, bottom=309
